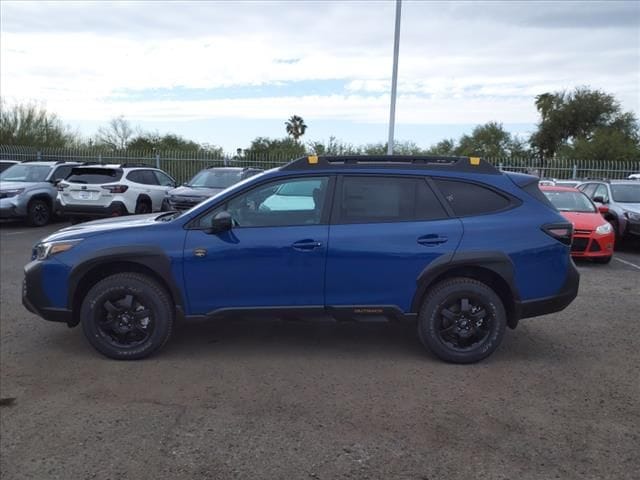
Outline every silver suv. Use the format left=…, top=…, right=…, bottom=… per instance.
left=578, top=180, right=640, bottom=239
left=0, top=161, right=81, bottom=226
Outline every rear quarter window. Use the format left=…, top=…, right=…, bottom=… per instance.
left=66, top=168, right=123, bottom=184
left=433, top=179, right=511, bottom=216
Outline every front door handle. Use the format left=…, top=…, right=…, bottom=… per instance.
left=292, top=239, right=323, bottom=251
left=417, top=234, right=448, bottom=246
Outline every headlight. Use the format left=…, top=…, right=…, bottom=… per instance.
left=33, top=239, right=83, bottom=260
left=595, top=223, right=613, bottom=235
left=0, top=188, right=25, bottom=198
left=625, top=211, right=640, bottom=221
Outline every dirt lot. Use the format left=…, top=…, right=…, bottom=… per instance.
left=1, top=221, right=639, bottom=480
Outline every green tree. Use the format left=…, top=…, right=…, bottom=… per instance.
left=308, top=136, right=361, bottom=156
left=455, top=122, right=526, bottom=158
left=0, top=100, right=74, bottom=147
left=244, top=137, right=306, bottom=163
left=530, top=87, right=639, bottom=161
left=424, top=138, right=457, bottom=156
left=285, top=115, right=308, bottom=142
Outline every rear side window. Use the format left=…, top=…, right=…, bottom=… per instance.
left=128, top=170, right=159, bottom=185
left=433, top=179, right=510, bottom=216
left=336, top=176, right=447, bottom=223
left=66, top=168, right=123, bottom=184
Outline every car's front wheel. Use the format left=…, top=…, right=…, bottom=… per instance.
left=418, top=277, right=506, bottom=364
left=80, top=273, right=174, bottom=360
left=26, top=199, right=51, bottom=227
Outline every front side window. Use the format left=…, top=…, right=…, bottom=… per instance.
left=154, top=171, right=175, bottom=187
left=593, top=184, right=609, bottom=202
left=336, top=176, right=447, bottom=223
left=433, top=179, right=511, bottom=216
left=197, top=176, right=330, bottom=228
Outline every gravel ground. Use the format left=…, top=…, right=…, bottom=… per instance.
left=1, top=221, right=639, bottom=480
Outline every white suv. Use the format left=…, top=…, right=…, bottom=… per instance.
left=56, top=164, right=176, bottom=221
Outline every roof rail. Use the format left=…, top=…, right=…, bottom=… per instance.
left=119, top=162, right=151, bottom=168
left=281, top=155, right=499, bottom=174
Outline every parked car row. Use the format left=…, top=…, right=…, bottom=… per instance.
left=0, top=160, right=263, bottom=226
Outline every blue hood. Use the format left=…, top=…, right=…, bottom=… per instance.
left=42, top=213, right=165, bottom=243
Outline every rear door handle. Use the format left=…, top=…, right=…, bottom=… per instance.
left=417, top=234, right=448, bottom=246
left=292, top=239, right=323, bottom=251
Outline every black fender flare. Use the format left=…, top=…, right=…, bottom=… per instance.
left=67, top=246, right=185, bottom=319
left=410, top=251, right=520, bottom=314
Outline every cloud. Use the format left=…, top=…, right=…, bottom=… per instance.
left=1, top=0, right=638, bottom=131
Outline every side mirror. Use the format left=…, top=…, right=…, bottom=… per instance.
left=592, top=196, right=606, bottom=204
left=598, top=205, right=609, bottom=214
left=209, top=211, right=232, bottom=234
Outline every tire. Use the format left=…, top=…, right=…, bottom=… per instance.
left=80, top=273, right=174, bottom=360
left=593, top=255, right=612, bottom=264
left=135, top=200, right=151, bottom=214
left=26, top=199, right=51, bottom=227
left=417, top=277, right=506, bottom=364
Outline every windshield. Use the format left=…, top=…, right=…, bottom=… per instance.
left=611, top=184, right=640, bottom=203
left=188, top=170, right=242, bottom=189
left=0, top=164, right=51, bottom=182
left=543, top=190, right=596, bottom=213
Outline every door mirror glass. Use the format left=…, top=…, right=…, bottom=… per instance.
left=209, top=211, right=232, bottom=233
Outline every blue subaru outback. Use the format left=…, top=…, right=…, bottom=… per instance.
left=23, top=155, right=579, bottom=363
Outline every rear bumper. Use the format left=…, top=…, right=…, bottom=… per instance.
left=22, top=261, right=72, bottom=324
left=57, top=200, right=128, bottom=218
left=516, top=257, right=580, bottom=319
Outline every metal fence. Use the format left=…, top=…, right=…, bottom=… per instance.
left=1, top=145, right=638, bottom=183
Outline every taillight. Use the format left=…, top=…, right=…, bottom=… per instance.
left=102, top=185, right=128, bottom=194
left=542, top=223, right=573, bottom=246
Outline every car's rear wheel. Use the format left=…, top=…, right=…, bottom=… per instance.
left=80, top=273, right=174, bottom=360
left=26, top=199, right=51, bottom=227
left=135, top=199, right=152, bottom=214
left=418, top=277, right=506, bottom=364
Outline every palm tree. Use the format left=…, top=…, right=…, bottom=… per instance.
left=285, top=115, right=307, bottom=142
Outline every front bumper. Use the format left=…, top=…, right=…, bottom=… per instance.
left=22, top=260, right=72, bottom=324
left=0, top=197, right=27, bottom=219
left=570, top=232, right=614, bottom=258
left=516, top=257, right=580, bottom=319
left=625, top=218, right=640, bottom=237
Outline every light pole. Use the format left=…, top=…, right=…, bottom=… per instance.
left=387, top=0, right=402, bottom=155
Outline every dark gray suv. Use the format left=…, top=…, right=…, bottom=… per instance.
left=163, top=166, right=263, bottom=211
left=578, top=180, right=640, bottom=239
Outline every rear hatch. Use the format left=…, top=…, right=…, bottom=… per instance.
left=60, top=167, right=124, bottom=206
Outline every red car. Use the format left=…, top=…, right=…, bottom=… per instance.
left=541, top=186, right=615, bottom=263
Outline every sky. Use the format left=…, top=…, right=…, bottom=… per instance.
left=1, top=0, right=639, bottom=151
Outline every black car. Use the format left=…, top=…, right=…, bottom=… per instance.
left=163, top=167, right=263, bottom=211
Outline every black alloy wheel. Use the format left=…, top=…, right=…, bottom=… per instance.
left=418, top=277, right=506, bottom=364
